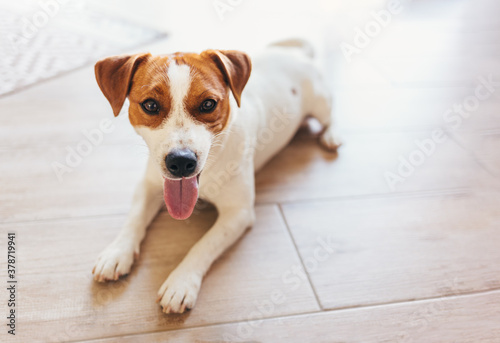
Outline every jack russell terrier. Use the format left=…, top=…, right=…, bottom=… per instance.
left=92, top=39, right=340, bottom=313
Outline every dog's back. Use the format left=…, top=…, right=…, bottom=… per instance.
left=233, top=39, right=333, bottom=171
left=268, top=38, right=315, bottom=58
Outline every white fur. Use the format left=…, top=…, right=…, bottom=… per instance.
left=135, top=62, right=212, bottom=179
left=93, top=43, right=340, bottom=313
left=167, top=62, right=191, bottom=113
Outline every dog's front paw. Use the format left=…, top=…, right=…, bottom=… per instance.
left=92, top=238, right=138, bottom=282
left=156, top=269, right=202, bottom=314
left=319, top=126, right=341, bottom=152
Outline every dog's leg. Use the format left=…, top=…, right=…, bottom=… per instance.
left=157, top=175, right=255, bottom=313
left=308, top=80, right=341, bottom=152
left=93, top=157, right=163, bottom=282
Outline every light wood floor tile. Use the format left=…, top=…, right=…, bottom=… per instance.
left=255, top=130, right=498, bottom=204
left=334, top=87, right=470, bottom=133
left=362, top=54, right=500, bottom=88
left=460, top=0, right=500, bottom=31
left=451, top=131, right=500, bottom=177
left=442, top=92, right=500, bottom=132
left=86, top=290, right=500, bottom=343
left=281, top=191, right=500, bottom=310
left=0, top=205, right=318, bottom=343
left=323, top=1, right=500, bottom=90
left=0, top=144, right=148, bottom=222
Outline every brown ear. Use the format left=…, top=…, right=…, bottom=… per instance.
left=95, top=53, right=151, bottom=116
left=202, top=50, right=252, bottom=107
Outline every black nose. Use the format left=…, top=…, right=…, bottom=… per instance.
left=165, top=149, right=197, bottom=178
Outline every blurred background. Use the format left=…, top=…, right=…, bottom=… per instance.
left=2, top=0, right=500, bottom=342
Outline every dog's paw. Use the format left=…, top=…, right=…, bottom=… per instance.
left=156, top=269, right=202, bottom=314
left=92, top=239, right=138, bottom=282
left=319, top=126, right=341, bottom=152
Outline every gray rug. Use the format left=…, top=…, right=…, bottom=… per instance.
left=0, top=0, right=166, bottom=96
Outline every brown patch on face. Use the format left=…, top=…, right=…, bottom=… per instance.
left=127, top=56, right=172, bottom=128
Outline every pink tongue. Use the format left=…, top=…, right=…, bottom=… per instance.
left=163, top=176, right=199, bottom=220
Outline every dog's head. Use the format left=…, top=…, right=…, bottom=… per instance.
left=95, top=50, right=252, bottom=220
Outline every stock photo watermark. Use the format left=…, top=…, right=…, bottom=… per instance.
left=206, top=107, right=293, bottom=195
left=385, top=74, right=499, bottom=191
left=394, top=273, right=472, bottom=343
left=6, top=233, right=17, bottom=336
left=6, top=0, right=74, bottom=54
left=340, top=0, right=408, bottom=63
left=44, top=276, right=132, bottom=342
left=50, top=118, right=115, bottom=182
left=212, top=0, right=244, bottom=21
left=221, top=234, right=337, bottom=341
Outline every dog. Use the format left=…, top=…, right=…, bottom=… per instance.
left=92, top=39, right=340, bottom=313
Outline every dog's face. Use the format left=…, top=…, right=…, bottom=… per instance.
left=95, top=50, right=251, bottom=220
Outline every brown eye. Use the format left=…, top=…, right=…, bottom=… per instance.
left=141, top=99, right=159, bottom=115
left=200, top=99, right=217, bottom=113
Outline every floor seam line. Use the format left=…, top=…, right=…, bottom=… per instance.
left=258, top=187, right=474, bottom=207
left=65, top=287, right=500, bottom=343
left=276, top=203, right=323, bottom=311
left=444, top=126, right=500, bottom=180
left=0, top=187, right=482, bottom=225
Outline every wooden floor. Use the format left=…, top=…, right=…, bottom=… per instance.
left=2, top=0, right=500, bottom=342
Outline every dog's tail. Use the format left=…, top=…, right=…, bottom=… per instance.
left=268, top=38, right=314, bottom=59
